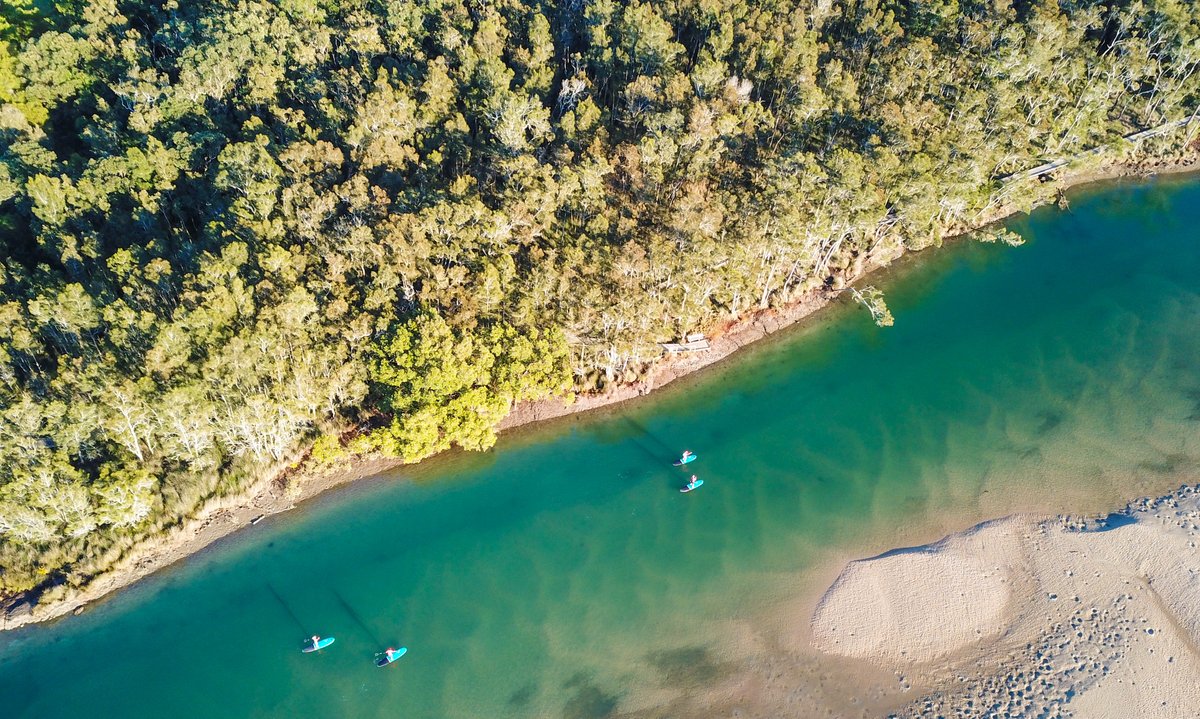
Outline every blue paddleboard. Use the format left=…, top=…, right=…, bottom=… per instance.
left=680, top=480, right=704, bottom=493
left=673, top=454, right=697, bottom=466
left=376, top=647, right=408, bottom=666
left=303, top=637, right=335, bottom=652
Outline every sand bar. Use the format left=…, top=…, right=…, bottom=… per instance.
left=811, top=485, right=1200, bottom=717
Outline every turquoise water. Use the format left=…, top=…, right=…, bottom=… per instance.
left=1, top=177, right=1199, bottom=718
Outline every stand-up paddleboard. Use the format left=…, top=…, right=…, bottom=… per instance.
left=680, top=480, right=704, bottom=493
left=376, top=647, right=408, bottom=667
left=673, top=454, right=697, bottom=466
left=303, top=637, right=335, bottom=653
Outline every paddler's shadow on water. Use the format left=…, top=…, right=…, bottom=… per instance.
left=265, top=583, right=309, bottom=637
left=586, top=415, right=677, bottom=466
left=332, top=590, right=387, bottom=649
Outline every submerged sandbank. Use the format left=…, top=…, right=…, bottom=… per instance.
left=619, top=485, right=1200, bottom=719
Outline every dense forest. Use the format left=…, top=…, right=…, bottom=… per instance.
left=0, top=0, right=1197, bottom=600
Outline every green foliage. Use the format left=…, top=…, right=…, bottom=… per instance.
left=0, top=0, right=1196, bottom=597
left=364, top=312, right=570, bottom=461
left=308, top=435, right=347, bottom=467
left=0, top=0, right=41, bottom=45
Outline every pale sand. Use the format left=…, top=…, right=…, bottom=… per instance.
left=811, top=519, right=1028, bottom=665
left=811, top=487, right=1200, bottom=717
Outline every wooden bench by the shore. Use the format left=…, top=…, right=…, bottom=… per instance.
left=661, top=333, right=710, bottom=353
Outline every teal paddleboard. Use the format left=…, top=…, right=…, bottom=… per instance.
left=680, top=480, right=704, bottom=493
left=376, top=647, right=408, bottom=666
left=303, top=637, right=335, bottom=652
left=673, top=454, right=697, bottom=466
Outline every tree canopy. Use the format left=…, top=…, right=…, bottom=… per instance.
left=0, top=0, right=1197, bottom=597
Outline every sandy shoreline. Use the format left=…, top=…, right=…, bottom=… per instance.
left=810, top=485, right=1200, bottom=718
left=615, top=483, right=1200, bottom=719
left=4, top=153, right=1198, bottom=632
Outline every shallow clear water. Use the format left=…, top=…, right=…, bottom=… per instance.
left=1, top=176, right=1198, bottom=718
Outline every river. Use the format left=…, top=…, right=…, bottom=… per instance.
left=1, top=176, right=1198, bottom=718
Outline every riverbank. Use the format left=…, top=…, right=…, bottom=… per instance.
left=5, top=170, right=1200, bottom=719
left=4, top=149, right=1197, bottom=632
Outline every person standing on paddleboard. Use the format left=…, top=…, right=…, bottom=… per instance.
left=688, top=475, right=698, bottom=488
left=310, top=635, right=322, bottom=651
left=680, top=450, right=693, bottom=463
